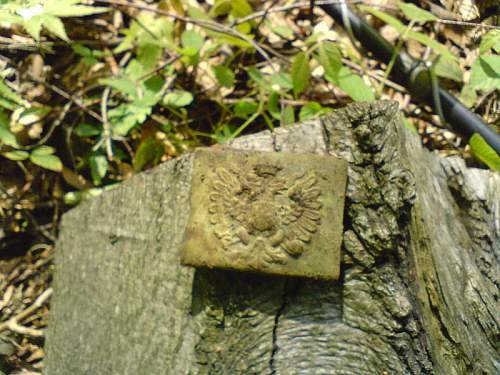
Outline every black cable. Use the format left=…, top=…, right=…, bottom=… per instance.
left=320, top=2, right=500, bottom=154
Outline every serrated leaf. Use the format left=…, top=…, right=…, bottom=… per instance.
left=30, top=153, right=63, bottom=171
left=469, top=133, right=500, bottom=172
left=162, top=90, right=193, bottom=107
left=479, top=30, right=500, bottom=54
left=398, top=1, right=437, bottom=23
left=89, top=154, right=108, bottom=185
left=213, top=65, right=235, bottom=87
left=2, top=150, right=29, bottom=161
left=335, top=66, right=375, bottom=102
left=41, top=14, right=68, bottom=41
left=32, top=145, right=55, bottom=155
left=100, top=77, right=138, bottom=98
left=291, top=52, right=310, bottom=96
left=316, top=41, right=342, bottom=81
left=470, top=55, right=500, bottom=92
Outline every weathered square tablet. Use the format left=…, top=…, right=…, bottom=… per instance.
left=181, top=148, right=347, bottom=280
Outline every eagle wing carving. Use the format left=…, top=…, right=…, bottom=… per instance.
left=208, top=166, right=322, bottom=265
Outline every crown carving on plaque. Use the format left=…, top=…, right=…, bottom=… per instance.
left=208, top=163, right=322, bottom=265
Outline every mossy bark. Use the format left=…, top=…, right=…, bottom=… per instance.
left=44, top=101, right=499, bottom=374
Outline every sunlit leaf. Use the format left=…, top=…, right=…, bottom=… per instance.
left=316, top=41, right=342, bottom=81
left=299, top=102, right=331, bottom=121
left=2, top=150, right=29, bottom=161
left=89, top=154, right=108, bottom=185
left=213, top=65, right=235, bottom=88
left=398, top=1, right=437, bottom=23
left=40, top=14, right=68, bottom=41
left=162, top=90, right=193, bottom=107
left=181, top=30, right=204, bottom=56
left=469, top=133, right=500, bottom=172
left=291, top=52, right=310, bottom=96
left=32, top=145, right=55, bottom=155
left=30, top=152, right=63, bottom=171
left=133, top=137, right=164, bottom=172
left=470, top=55, right=500, bottom=91
left=332, top=66, right=375, bottom=102
left=479, top=30, right=500, bottom=54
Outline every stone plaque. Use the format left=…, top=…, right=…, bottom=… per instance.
left=181, top=148, right=347, bottom=280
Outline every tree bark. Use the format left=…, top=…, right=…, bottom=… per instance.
left=44, top=101, right=499, bottom=374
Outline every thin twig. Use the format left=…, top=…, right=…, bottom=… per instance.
left=0, top=288, right=53, bottom=337
left=232, top=0, right=360, bottom=25
left=94, top=0, right=275, bottom=72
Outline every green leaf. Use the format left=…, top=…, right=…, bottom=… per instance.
left=100, top=77, right=138, bottom=98
left=291, top=52, right=310, bottom=96
left=398, top=1, right=437, bottom=23
left=162, top=90, right=193, bottom=107
left=89, top=154, right=108, bottom=185
left=234, top=101, right=258, bottom=119
left=299, top=102, right=331, bottom=121
left=0, top=111, right=18, bottom=147
left=181, top=30, right=204, bottom=56
left=282, top=106, right=295, bottom=125
left=30, top=153, right=63, bottom=171
left=32, top=145, right=56, bottom=155
left=138, top=43, right=161, bottom=71
left=470, top=55, right=500, bottom=92
left=74, top=123, right=101, bottom=137
left=230, top=0, right=253, bottom=18
left=40, top=14, right=68, bottom=41
left=360, top=6, right=457, bottom=62
left=48, top=5, right=109, bottom=17
left=479, top=30, right=500, bottom=54
left=335, top=66, right=375, bottom=102
left=268, top=91, right=280, bottom=120
left=434, top=58, right=462, bottom=82
left=133, top=137, right=163, bottom=172
left=469, top=133, right=500, bottom=172
left=2, top=150, right=29, bottom=161
left=272, top=25, right=294, bottom=39
left=316, top=41, right=342, bottom=81
left=270, top=72, right=292, bottom=90
left=213, top=65, right=235, bottom=88
left=23, top=15, right=43, bottom=40
left=211, top=0, right=232, bottom=17
left=0, top=80, right=22, bottom=105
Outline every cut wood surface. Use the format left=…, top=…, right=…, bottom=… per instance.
left=44, top=101, right=499, bottom=374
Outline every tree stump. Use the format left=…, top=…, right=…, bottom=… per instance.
left=44, top=101, right=499, bottom=374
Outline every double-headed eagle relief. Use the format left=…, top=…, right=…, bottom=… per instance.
left=208, top=163, right=322, bottom=266
left=182, top=149, right=347, bottom=280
